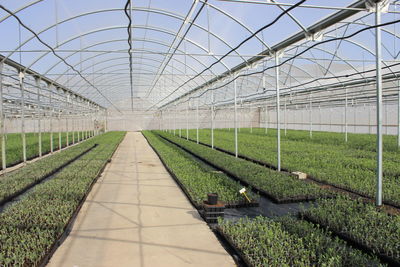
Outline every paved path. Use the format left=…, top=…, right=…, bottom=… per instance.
left=47, top=132, right=234, bottom=267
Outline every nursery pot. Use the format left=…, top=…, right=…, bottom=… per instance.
left=207, top=193, right=218, bottom=205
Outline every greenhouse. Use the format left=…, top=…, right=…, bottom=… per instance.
left=0, top=0, right=399, bottom=266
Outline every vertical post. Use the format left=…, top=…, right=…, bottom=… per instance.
left=35, top=78, right=42, bottom=157
left=355, top=100, right=358, bottom=134
left=179, top=106, right=181, bottom=137
left=211, top=90, right=214, bottom=149
left=72, top=115, right=75, bottom=143
left=265, top=106, right=268, bottom=134
left=398, top=79, right=400, bottom=146
left=319, top=105, right=322, bottom=131
left=196, top=99, right=199, bottom=144
left=58, top=110, right=62, bottom=150
left=72, top=106, right=75, bottom=144
left=263, top=74, right=268, bottom=134
left=344, top=87, right=348, bottom=142
left=105, top=109, right=108, bottom=133
left=309, top=93, right=312, bottom=138
left=275, top=53, right=281, bottom=171
left=66, top=94, right=69, bottom=147
left=77, top=115, right=80, bottom=141
left=186, top=101, right=189, bottom=140
left=19, top=72, right=27, bottom=163
left=234, top=78, right=238, bottom=158
left=0, top=63, right=6, bottom=170
left=375, top=3, right=383, bottom=206
left=174, top=105, right=176, bottom=136
left=49, top=85, right=54, bottom=153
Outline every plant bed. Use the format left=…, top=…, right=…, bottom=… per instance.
left=183, top=128, right=400, bottom=207
left=180, top=134, right=400, bottom=211
left=305, top=174, right=400, bottom=210
left=0, top=138, right=103, bottom=205
left=216, top=216, right=384, bottom=267
left=143, top=132, right=259, bottom=210
left=0, top=132, right=126, bottom=266
left=301, top=214, right=399, bottom=267
left=157, top=132, right=331, bottom=204
left=301, top=196, right=400, bottom=266
left=0, top=131, right=92, bottom=170
left=214, top=227, right=253, bottom=267
left=0, top=144, right=97, bottom=207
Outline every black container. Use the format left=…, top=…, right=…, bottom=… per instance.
left=207, top=193, right=218, bottom=205
left=203, top=202, right=225, bottom=223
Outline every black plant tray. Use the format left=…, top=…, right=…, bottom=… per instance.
left=214, top=227, right=253, bottom=267
left=0, top=144, right=98, bottom=207
left=301, top=213, right=400, bottom=267
left=38, top=141, right=120, bottom=267
left=158, top=134, right=323, bottom=204
left=144, top=134, right=260, bottom=211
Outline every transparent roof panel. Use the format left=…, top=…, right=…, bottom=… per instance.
left=0, top=0, right=399, bottom=111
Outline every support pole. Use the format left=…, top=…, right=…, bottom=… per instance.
left=211, top=91, right=214, bottom=149
left=66, top=96, right=69, bottom=147
left=265, top=106, right=268, bottom=134
left=186, top=101, right=189, bottom=140
left=263, top=74, right=268, bottom=134
left=196, top=99, right=199, bottom=144
left=49, top=85, right=54, bottom=153
left=398, top=79, right=400, bottom=147
left=275, top=54, right=281, bottom=171
left=0, top=63, right=6, bottom=170
left=345, top=87, right=348, bottom=142
left=19, top=72, right=27, bottom=163
left=72, top=108, right=75, bottom=144
left=234, top=79, right=238, bottom=158
left=77, top=115, right=80, bottom=141
left=309, top=93, right=312, bottom=138
left=35, top=78, right=42, bottom=157
left=58, top=111, right=62, bottom=150
left=105, top=109, right=108, bottom=133
left=375, top=3, right=383, bottom=206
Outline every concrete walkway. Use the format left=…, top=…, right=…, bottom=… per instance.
left=47, top=132, right=234, bottom=267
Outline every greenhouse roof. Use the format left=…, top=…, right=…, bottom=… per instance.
left=0, top=0, right=398, bottom=112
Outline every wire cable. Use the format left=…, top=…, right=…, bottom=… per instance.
left=163, top=17, right=400, bottom=109
left=0, top=4, right=122, bottom=113
left=124, top=0, right=135, bottom=111
left=152, top=0, right=307, bottom=108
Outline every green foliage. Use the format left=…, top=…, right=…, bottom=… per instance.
left=0, top=131, right=95, bottom=168
left=302, top=196, right=400, bottom=262
left=218, top=216, right=383, bottom=267
left=143, top=131, right=257, bottom=205
left=181, top=128, right=400, bottom=206
left=0, top=132, right=99, bottom=204
left=0, top=131, right=125, bottom=266
left=156, top=131, right=329, bottom=202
